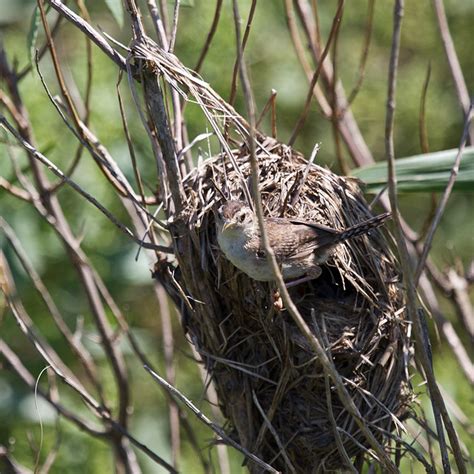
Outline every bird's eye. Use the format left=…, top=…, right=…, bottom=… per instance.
left=238, top=213, right=246, bottom=222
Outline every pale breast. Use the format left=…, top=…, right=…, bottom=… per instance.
left=217, top=227, right=275, bottom=281
left=217, top=220, right=320, bottom=281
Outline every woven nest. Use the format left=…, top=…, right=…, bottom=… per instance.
left=168, top=135, right=411, bottom=472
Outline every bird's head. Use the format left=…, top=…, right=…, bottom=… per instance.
left=216, top=200, right=254, bottom=233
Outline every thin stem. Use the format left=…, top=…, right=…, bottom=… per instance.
left=385, top=1, right=466, bottom=472
left=46, top=0, right=126, bottom=69
left=228, top=0, right=257, bottom=107
left=194, top=0, right=224, bottom=73
left=344, top=0, right=375, bottom=108
left=432, top=0, right=472, bottom=143
left=288, top=0, right=345, bottom=146
left=145, top=366, right=279, bottom=474
left=419, top=63, right=431, bottom=154
left=234, top=1, right=396, bottom=470
left=169, top=0, right=180, bottom=52
left=0, top=116, right=171, bottom=252
left=414, top=103, right=473, bottom=284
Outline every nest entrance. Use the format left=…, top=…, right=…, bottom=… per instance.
left=171, top=138, right=411, bottom=472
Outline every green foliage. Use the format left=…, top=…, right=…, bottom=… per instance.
left=0, top=1, right=473, bottom=473
left=103, top=0, right=124, bottom=28
left=26, top=5, right=40, bottom=68
left=353, top=147, right=474, bottom=193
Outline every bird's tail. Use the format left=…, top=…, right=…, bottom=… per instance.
left=336, top=212, right=391, bottom=244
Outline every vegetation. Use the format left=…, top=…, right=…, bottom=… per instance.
left=0, top=0, right=472, bottom=472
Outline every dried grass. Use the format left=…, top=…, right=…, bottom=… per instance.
left=138, top=38, right=413, bottom=472
left=172, top=137, right=412, bottom=472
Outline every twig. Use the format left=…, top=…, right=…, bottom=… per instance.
left=252, top=390, right=296, bottom=473
left=194, top=0, right=224, bottom=73
left=159, top=0, right=170, bottom=38
left=315, top=318, right=357, bottom=473
left=432, top=0, right=472, bottom=143
left=344, top=0, right=375, bottom=108
left=228, top=0, right=257, bottom=107
left=418, top=273, right=474, bottom=384
left=0, top=116, right=171, bottom=252
left=288, top=0, right=345, bottom=146
left=446, top=268, right=474, bottom=343
left=116, top=72, right=149, bottom=211
left=155, top=284, right=181, bottom=469
left=37, top=0, right=81, bottom=127
left=234, top=1, right=397, bottom=470
left=329, top=1, right=347, bottom=174
left=108, top=419, right=178, bottom=473
left=142, top=73, right=187, bottom=214
left=0, top=176, right=31, bottom=201
left=190, top=349, right=231, bottom=474
left=256, top=89, right=277, bottom=132
left=47, top=0, right=94, bottom=194
left=46, top=0, right=126, bottom=70
left=419, top=63, right=431, bottom=154
left=384, top=1, right=466, bottom=472
left=146, top=0, right=168, bottom=47
left=414, top=102, right=473, bottom=284
left=17, top=11, right=63, bottom=80
left=168, top=0, right=180, bottom=53
left=144, top=366, right=279, bottom=473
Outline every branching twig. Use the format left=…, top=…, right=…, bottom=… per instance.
left=288, top=0, right=345, bottom=146
left=0, top=116, right=171, bottom=252
left=384, top=1, right=466, bottom=472
left=194, top=0, right=224, bottom=73
left=145, top=366, right=279, bottom=473
left=432, top=0, right=473, bottom=143
left=46, top=0, right=126, bottom=69
left=414, top=102, right=473, bottom=284
left=234, top=2, right=397, bottom=470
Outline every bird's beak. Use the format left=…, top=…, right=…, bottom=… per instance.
left=222, top=221, right=233, bottom=232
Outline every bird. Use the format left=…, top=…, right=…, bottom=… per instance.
left=216, top=200, right=390, bottom=287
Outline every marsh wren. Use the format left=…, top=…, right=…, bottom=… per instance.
left=216, top=200, right=390, bottom=286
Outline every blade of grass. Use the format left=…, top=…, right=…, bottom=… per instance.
left=352, top=147, right=474, bottom=193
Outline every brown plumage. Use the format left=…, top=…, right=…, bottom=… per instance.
left=216, top=200, right=390, bottom=285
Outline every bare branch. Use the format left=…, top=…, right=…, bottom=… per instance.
left=0, top=115, right=171, bottom=252
left=145, top=365, right=279, bottom=474
left=46, top=0, right=126, bottom=69
left=234, top=1, right=397, bottom=469
left=0, top=218, right=105, bottom=401
left=414, top=103, right=473, bottom=284
left=288, top=0, right=345, bottom=146
left=432, top=0, right=473, bottom=143
left=384, top=1, right=467, bottom=472
left=194, top=0, right=224, bottom=73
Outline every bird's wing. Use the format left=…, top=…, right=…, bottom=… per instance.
left=255, top=218, right=339, bottom=261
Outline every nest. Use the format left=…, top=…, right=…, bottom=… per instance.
left=167, top=135, right=412, bottom=473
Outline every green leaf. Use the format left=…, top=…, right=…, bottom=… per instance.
left=26, top=6, right=40, bottom=68
left=104, top=0, right=124, bottom=28
left=352, top=147, right=474, bottom=193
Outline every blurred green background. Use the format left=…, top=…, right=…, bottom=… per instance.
left=0, top=0, right=472, bottom=472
